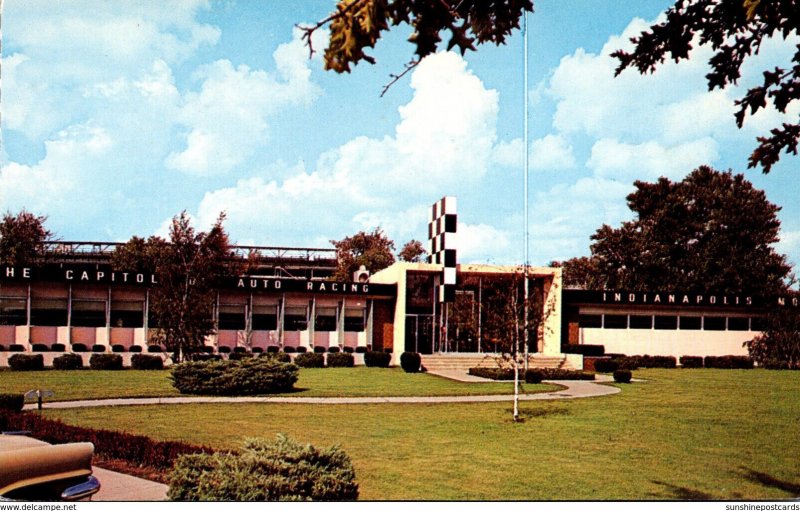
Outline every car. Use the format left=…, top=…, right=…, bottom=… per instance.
left=0, top=433, right=100, bottom=501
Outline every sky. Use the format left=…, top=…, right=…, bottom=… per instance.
left=1, top=0, right=799, bottom=274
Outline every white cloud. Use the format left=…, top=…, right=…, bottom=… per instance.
left=491, top=138, right=524, bottom=168
left=587, top=138, right=719, bottom=181
left=530, top=134, right=575, bottom=171
left=456, top=223, right=512, bottom=264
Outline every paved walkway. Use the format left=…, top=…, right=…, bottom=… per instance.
left=91, top=466, right=168, bottom=501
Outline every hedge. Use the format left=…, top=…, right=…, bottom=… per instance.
left=111, top=344, right=126, bottom=353
left=129, top=345, right=143, bottom=353
left=679, top=356, right=704, bottom=368
left=283, top=346, right=296, bottom=353
left=167, top=435, right=359, bottom=501
left=89, top=354, right=123, bottom=370
left=52, top=353, right=84, bottom=370
left=326, top=352, right=354, bottom=368
left=9, top=344, right=25, bottom=352
left=328, top=346, right=341, bottom=353
left=313, top=346, right=326, bottom=354
left=92, top=345, right=107, bottom=353
left=131, top=354, right=165, bottom=370
left=31, top=343, right=49, bottom=352
left=400, top=352, right=421, bottom=373
left=593, top=358, right=620, bottom=373
left=355, top=346, right=368, bottom=353
left=468, top=367, right=596, bottom=381
left=295, top=353, right=325, bottom=368
left=52, top=343, right=66, bottom=352
left=170, top=357, right=299, bottom=396
left=228, top=352, right=254, bottom=361
left=561, top=344, right=605, bottom=357
left=0, top=394, right=24, bottom=412
left=72, top=343, right=88, bottom=352
left=363, top=351, right=391, bottom=368
left=148, top=345, right=164, bottom=353
left=9, top=354, right=44, bottom=371
left=266, top=346, right=279, bottom=353
left=704, top=355, right=754, bottom=369
left=296, top=346, right=308, bottom=353
left=617, top=355, right=677, bottom=369
left=613, top=369, right=633, bottom=383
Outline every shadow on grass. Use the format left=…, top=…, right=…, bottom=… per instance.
left=741, top=468, right=800, bottom=496
left=502, top=407, right=569, bottom=422
left=652, top=480, right=714, bottom=500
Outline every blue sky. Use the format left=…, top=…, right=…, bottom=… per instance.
left=1, top=0, right=799, bottom=273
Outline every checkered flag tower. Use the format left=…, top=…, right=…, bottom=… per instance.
left=428, top=196, right=457, bottom=303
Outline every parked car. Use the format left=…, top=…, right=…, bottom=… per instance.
left=0, top=433, right=100, bottom=501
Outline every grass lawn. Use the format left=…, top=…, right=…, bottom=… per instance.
left=0, top=366, right=559, bottom=401
left=40, top=368, right=800, bottom=500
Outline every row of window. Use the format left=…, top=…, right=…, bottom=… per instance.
left=219, top=305, right=366, bottom=332
left=578, top=314, right=764, bottom=331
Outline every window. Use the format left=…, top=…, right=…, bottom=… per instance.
left=0, top=297, right=27, bottom=326
left=218, top=304, right=246, bottom=330
left=344, top=308, right=366, bottom=332
left=604, top=314, right=628, bottom=329
left=71, top=300, right=106, bottom=327
left=728, top=317, right=749, bottom=331
left=629, top=315, right=653, bottom=329
left=30, top=298, right=68, bottom=326
left=578, top=314, right=602, bottom=328
left=654, top=315, right=678, bottom=330
left=252, top=304, right=277, bottom=330
left=284, top=306, right=308, bottom=331
left=315, top=306, right=337, bottom=332
left=679, top=316, right=702, bottom=330
left=110, top=301, right=144, bottom=328
left=750, top=317, right=766, bottom=331
left=703, top=316, right=726, bottom=331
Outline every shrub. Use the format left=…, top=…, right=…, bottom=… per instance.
left=111, top=344, right=126, bottom=353
left=9, top=354, right=44, bottom=371
left=49, top=343, right=64, bottom=352
left=704, top=355, right=754, bottom=369
left=295, top=353, right=325, bottom=368
left=233, top=347, right=247, bottom=353
left=200, top=346, right=214, bottom=354
left=327, top=352, right=354, bottom=368
left=313, top=346, right=326, bottom=353
left=218, top=346, right=231, bottom=354
left=0, top=345, right=5, bottom=352
left=266, top=346, right=279, bottom=353
left=0, top=394, right=25, bottom=412
left=613, top=369, right=633, bottom=383
left=131, top=354, right=165, bottom=370
left=617, top=355, right=677, bottom=369
left=343, top=346, right=354, bottom=353
left=679, top=356, right=704, bottom=368
left=528, top=368, right=596, bottom=381
left=355, top=346, right=368, bottom=353
left=525, top=370, right=543, bottom=384
left=266, top=352, right=291, bottom=363
left=167, top=435, right=358, bottom=501
left=328, top=346, right=341, bottom=353
left=252, top=347, right=264, bottom=354
left=296, top=346, right=308, bottom=353
left=148, top=345, right=164, bottom=353
left=170, top=357, right=299, bottom=396
left=468, top=367, right=515, bottom=380
left=129, top=345, right=143, bottom=353
left=228, top=352, right=254, bottom=361
left=363, top=351, right=391, bottom=368
left=283, top=346, right=296, bottom=353
left=561, top=344, right=605, bottom=357
left=92, top=344, right=107, bottom=353
left=71, top=343, right=88, bottom=352
left=9, top=344, right=25, bottom=352
left=89, top=354, right=123, bottom=370
left=52, top=353, right=83, bottom=370
left=31, top=343, right=49, bottom=352
left=400, top=352, right=421, bottom=373
left=593, top=358, right=620, bottom=373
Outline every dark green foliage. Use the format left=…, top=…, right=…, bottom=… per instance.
left=528, top=368, right=595, bottom=381
left=613, top=370, right=632, bottom=383
left=0, top=210, right=51, bottom=266
left=129, top=345, right=143, bottom=353
left=328, top=346, right=340, bottom=353
left=71, top=343, right=88, bottom=352
left=111, top=344, right=126, bottom=353
left=326, top=352, right=354, bottom=368
left=562, top=344, right=605, bottom=356
left=9, top=344, right=25, bottom=352
left=355, top=346, right=367, bottom=353
left=92, top=344, right=107, bottom=353
left=296, top=346, right=308, bottom=353
left=233, top=347, right=247, bottom=353
left=745, top=300, right=800, bottom=369
left=617, top=355, right=677, bottom=369
left=51, top=343, right=66, bottom=352
left=313, top=346, right=326, bottom=353
left=170, top=357, right=299, bottom=395
left=468, top=367, right=594, bottom=381
left=31, top=344, right=49, bottom=352
left=294, top=353, right=325, bottom=368
left=265, top=346, right=279, bottom=353
left=218, top=346, right=231, bottom=354
left=148, top=345, right=164, bottom=353
left=400, top=352, right=421, bottom=373
left=363, top=351, right=391, bottom=368
left=283, top=346, right=296, bottom=353
left=228, top=352, right=254, bottom=361
left=131, top=354, right=165, bottom=370
left=468, top=367, right=516, bottom=380
left=593, top=358, right=620, bottom=373
left=89, top=354, right=123, bottom=370
left=704, top=356, right=754, bottom=369
left=330, top=228, right=395, bottom=281
left=52, top=353, right=83, bottom=370
left=268, top=352, right=291, bottom=363
left=525, top=370, right=542, bottom=384
left=343, top=346, right=354, bottom=353
left=0, top=394, right=24, bottom=412
left=167, top=435, right=358, bottom=501
left=8, top=354, right=44, bottom=371
left=0, top=345, right=5, bottom=352
left=679, top=356, right=704, bottom=368
left=0, top=410, right=211, bottom=471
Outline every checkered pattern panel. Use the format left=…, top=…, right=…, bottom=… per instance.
left=428, top=196, right=457, bottom=302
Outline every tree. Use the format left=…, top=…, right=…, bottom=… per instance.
left=549, top=257, right=603, bottom=290
left=612, top=0, right=800, bottom=173
left=588, top=166, right=791, bottom=295
left=331, top=228, right=395, bottom=281
left=744, top=294, right=800, bottom=369
left=398, top=239, right=427, bottom=262
left=111, top=235, right=168, bottom=274
left=0, top=210, right=52, bottom=266
left=300, top=0, right=533, bottom=93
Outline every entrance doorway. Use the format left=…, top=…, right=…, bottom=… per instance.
left=405, top=314, right=434, bottom=354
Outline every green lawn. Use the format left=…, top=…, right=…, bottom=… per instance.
left=0, top=366, right=558, bottom=401
left=39, top=368, right=800, bottom=500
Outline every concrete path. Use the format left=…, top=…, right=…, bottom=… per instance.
left=91, top=466, right=168, bottom=501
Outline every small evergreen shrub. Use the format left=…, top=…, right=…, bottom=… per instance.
left=525, top=370, right=543, bottom=384
left=131, top=354, right=164, bottom=370
left=613, top=369, right=633, bottom=383
left=89, top=354, right=123, bottom=370
left=562, top=344, right=605, bottom=356
left=218, top=346, right=231, bottom=354
left=200, top=346, right=214, bottom=354
left=170, top=357, right=299, bottom=395
left=313, top=346, right=326, bottom=353
left=92, top=344, right=107, bottom=353
left=128, top=345, right=143, bottom=353
left=148, top=345, right=164, bottom=353
left=111, top=344, right=126, bottom=353
left=31, top=343, right=49, bottom=352
left=327, top=352, right=354, bottom=368
left=617, top=355, right=677, bottom=369
left=343, top=346, right=354, bottom=353
left=228, top=352, right=254, bottom=361
left=295, top=353, right=325, bottom=368
left=252, top=347, right=264, bottom=354
left=71, top=343, right=88, bottom=352
left=593, top=358, right=620, bottom=373
left=328, top=346, right=340, bottom=353
left=0, top=394, right=24, bottom=412
left=167, top=435, right=358, bottom=501
left=266, top=346, right=279, bottom=353
left=529, top=368, right=596, bottom=381
left=233, top=347, right=247, bottom=353
left=400, top=352, right=421, bottom=373
left=266, top=352, right=291, bottom=363
left=296, top=346, right=308, bottom=353
left=283, top=346, right=296, bottom=353
left=9, top=354, right=44, bottom=371
left=468, top=367, right=515, bottom=380
left=9, top=344, right=25, bottom=352
left=703, top=355, right=754, bottom=369
left=363, top=351, right=391, bottom=368
left=52, top=353, right=84, bottom=370
left=355, top=346, right=368, bottom=353
left=679, top=356, right=703, bottom=368
left=0, top=345, right=6, bottom=352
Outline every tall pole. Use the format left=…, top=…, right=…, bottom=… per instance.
left=523, top=7, right=531, bottom=373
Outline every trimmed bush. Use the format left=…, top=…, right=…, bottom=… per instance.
left=52, top=353, right=84, bottom=370
left=170, top=357, right=299, bottom=396
left=92, top=344, right=107, bottom=353
left=89, top=354, right=123, bottom=370
left=9, top=344, right=25, bottom=352
left=400, top=352, right=421, bottom=373
left=617, top=355, right=677, bottom=369
left=283, top=346, right=296, bottom=353
left=561, top=344, right=605, bottom=357
left=0, top=394, right=25, bottom=412
left=266, top=352, right=291, bottom=363
left=328, top=346, right=341, bottom=353
left=129, top=345, right=143, bottom=353
left=266, top=346, right=279, bottom=353
left=343, top=346, right=354, bottom=353
left=148, top=345, right=164, bottom=353
left=233, top=346, right=247, bottom=353
left=363, top=351, right=391, bottom=368
left=295, top=352, right=325, bottom=368
left=327, top=352, right=354, bottom=368
left=167, top=435, right=358, bottom=501
left=111, top=344, right=126, bottom=353
left=525, top=370, right=543, bottom=384
left=218, top=346, right=231, bottom=354
left=252, top=347, right=264, bottom=354
left=355, top=346, right=368, bottom=353
left=313, top=346, right=326, bottom=353
left=468, top=367, right=515, bottom=380
left=679, top=356, right=704, bottom=368
left=72, top=343, right=88, bottom=352
left=9, top=354, right=44, bottom=371
left=131, top=354, right=165, bottom=370
left=31, top=343, right=50, bottom=352
left=296, top=346, right=308, bottom=353
left=704, top=355, right=754, bottom=369
left=593, top=358, right=620, bottom=373
left=529, top=368, right=596, bottom=381
left=228, top=352, right=254, bottom=361
left=51, top=343, right=66, bottom=352
left=200, top=346, right=214, bottom=354
left=613, top=369, right=633, bottom=383
left=0, top=345, right=5, bottom=352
